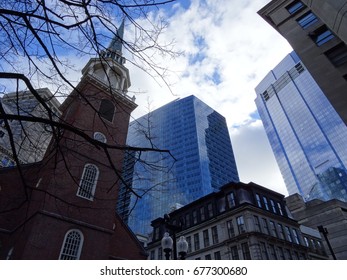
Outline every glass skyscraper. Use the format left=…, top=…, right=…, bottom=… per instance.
left=255, top=52, right=347, bottom=203
left=117, top=95, right=239, bottom=235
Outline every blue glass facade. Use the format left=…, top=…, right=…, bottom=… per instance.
left=117, top=95, right=239, bottom=235
left=255, top=52, right=347, bottom=202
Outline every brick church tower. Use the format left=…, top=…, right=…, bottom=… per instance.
left=0, top=21, right=146, bottom=259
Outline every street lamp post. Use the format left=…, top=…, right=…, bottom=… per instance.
left=177, top=236, right=189, bottom=260
left=161, top=232, right=189, bottom=260
left=160, top=214, right=189, bottom=260
left=317, top=225, right=337, bottom=260
left=161, top=232, right=173, bottom=260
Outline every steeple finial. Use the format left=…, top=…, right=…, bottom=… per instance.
left=108, top=19, right=124, bottom=54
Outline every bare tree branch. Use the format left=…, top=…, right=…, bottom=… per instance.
left=0, top=0, right=179, bottom=227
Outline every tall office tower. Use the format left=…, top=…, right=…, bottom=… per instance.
left=117, top=95, right=239, bottom=236
left=255, top=52, right=347, bottom=203
left=258, top=0, right=347, bottom=125
left=0, top=88, right=61, bottom=167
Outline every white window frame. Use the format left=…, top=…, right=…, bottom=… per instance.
left=237, top=215, right=246, bottom=234
left=211, top=226, right=219, bottom=244
left=59, top=229, right=84, bottom=260
left=77, top=164, right=99, bottom=200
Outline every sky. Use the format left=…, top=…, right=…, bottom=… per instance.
left=0, top=0, right=293, bottom=196
left=124, top=0, right=293, bottom=196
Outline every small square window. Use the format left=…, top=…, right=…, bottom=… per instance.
left=286, top=1, right=304, bottom=14
left=297, top=12, right=318, bottom=29
left=325, top=43, right=347, bottom=67
left=310, top=25, right=335, bottom=46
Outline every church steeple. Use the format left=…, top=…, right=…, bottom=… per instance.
left=108, top=19, right=124, bottom=55
left=101, top=19, right=126, bottom=65
left=81, top=19, right=132, bottom=96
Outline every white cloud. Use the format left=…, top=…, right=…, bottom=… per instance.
left=127, top=0, right=291, bottom=195
left=0, top=0, right=290, bottom=196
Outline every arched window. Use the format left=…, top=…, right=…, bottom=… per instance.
left=59, top=230, right=84, bottom=260
left=99, top=99, right=115, bottom=122
left=77, top=164, right=99, bottom=200
left=94, top=132, right=107, bottom=143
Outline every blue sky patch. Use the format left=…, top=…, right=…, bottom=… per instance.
left=212, top=68, right=222, bottom=85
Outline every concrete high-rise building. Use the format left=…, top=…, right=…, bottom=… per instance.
left=117, top=95, right=239, bottom=236
left=286, top=193, right=347, bottom=260
left=258, top=0, right=347, bottom=125
left=0, top=88, right=61, bottom=167
left=255, top=52, right=347, bottom=203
